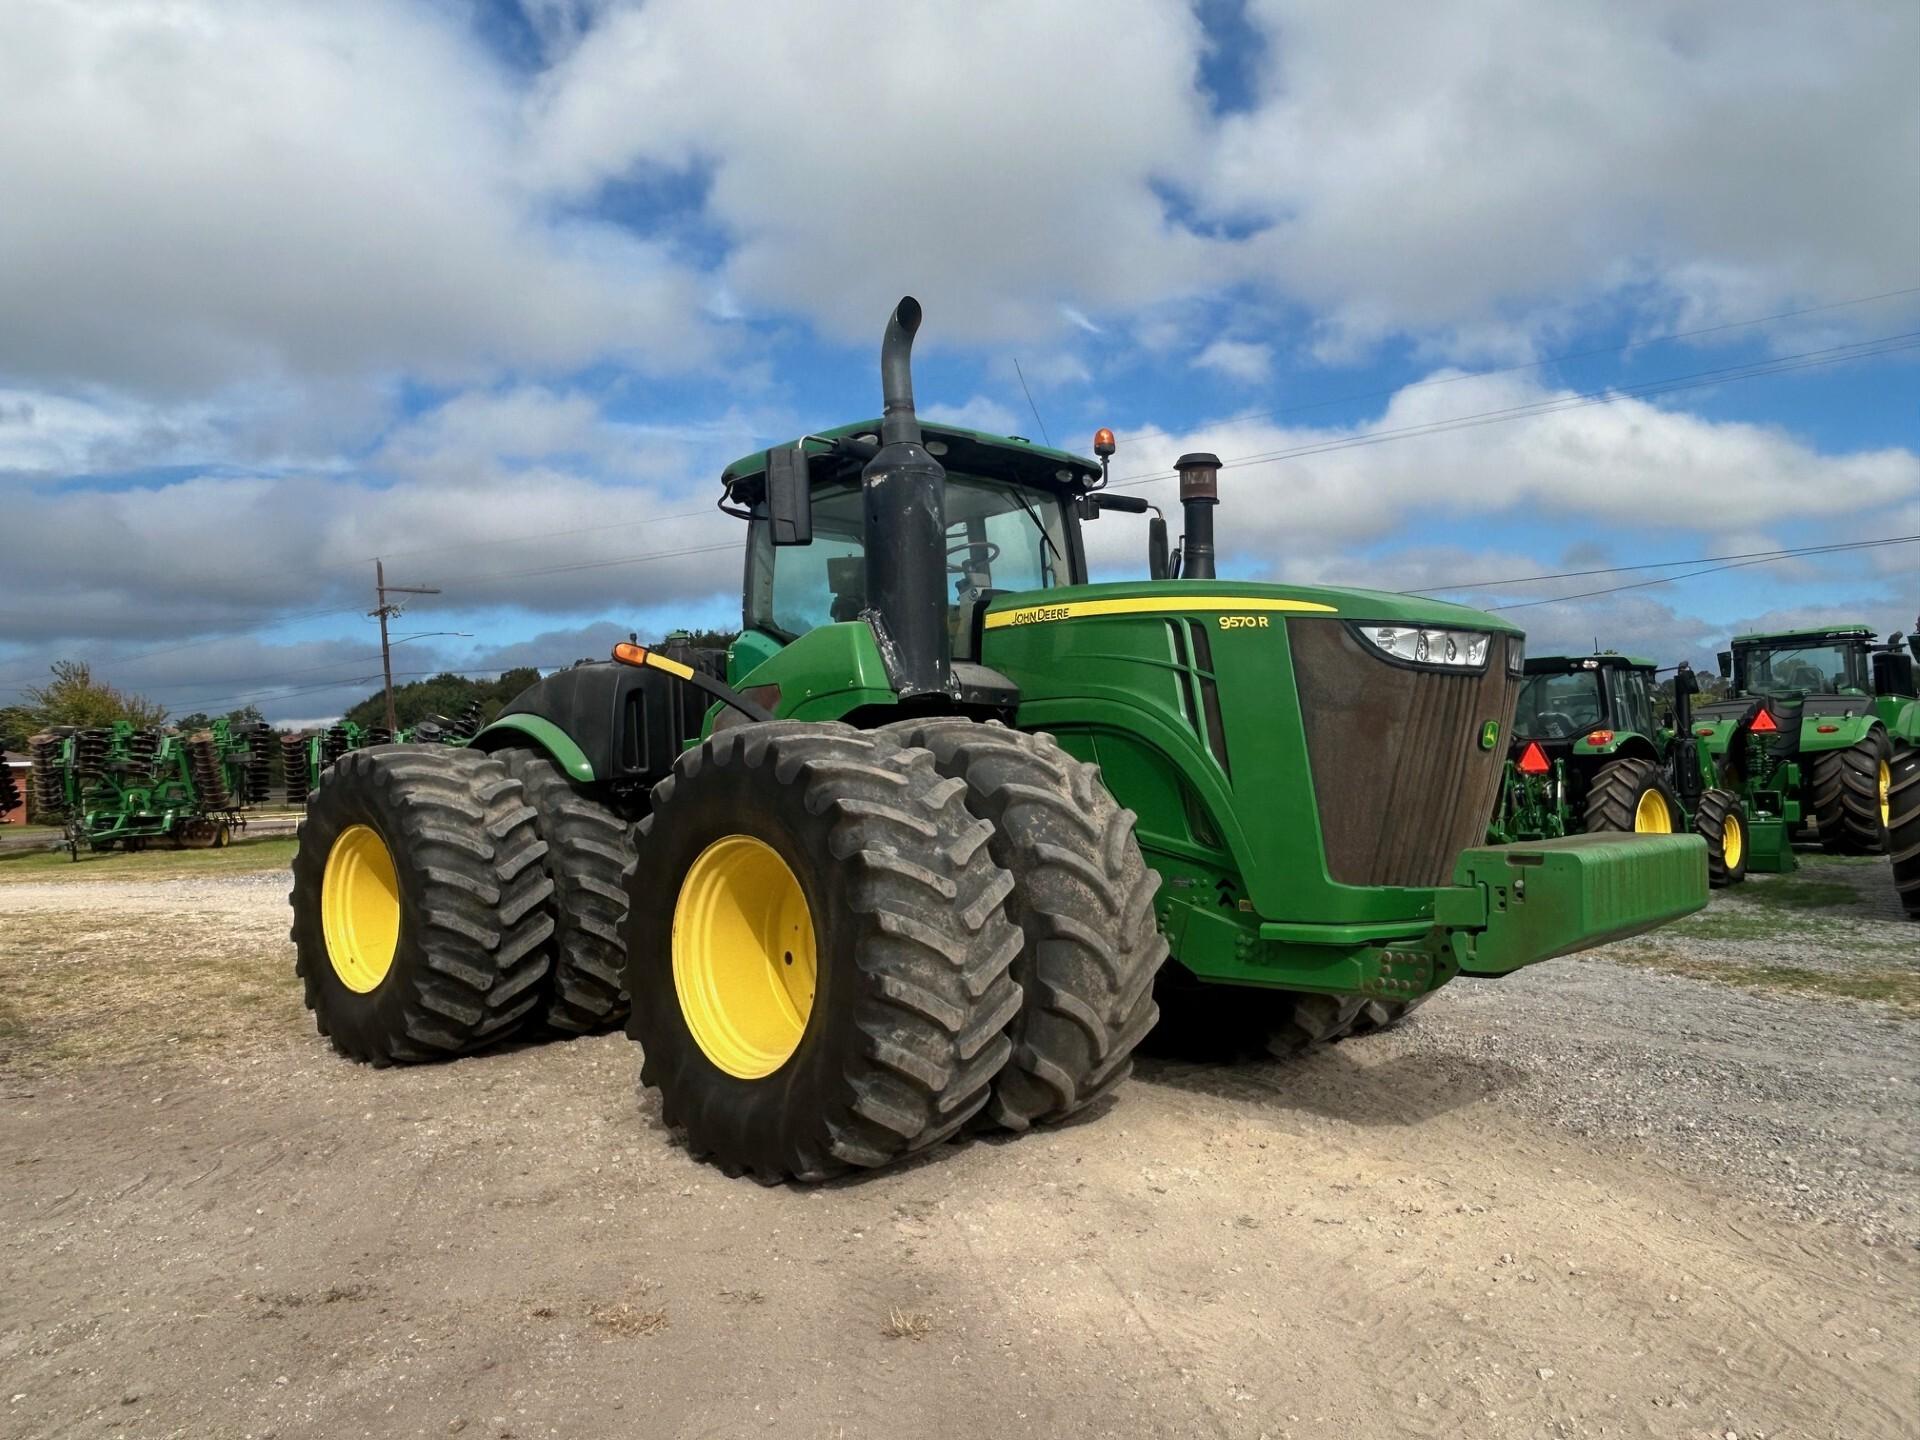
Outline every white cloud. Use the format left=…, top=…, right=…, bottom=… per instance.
left=1202, top=1, right=1920, bottom=350
left=526, top=0, right=1226, bottom=343
left=1085, top=371, right=1920, bottom=573
left=1191, top=340, right=1273, bottom=385
left=0, top=1, right=711, bottom=395
left=923, top=397, right=1022, bottom=436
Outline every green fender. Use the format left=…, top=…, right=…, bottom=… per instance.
left=1795, top=714, right=1883, bottom=756
left=471, top=714, right=596, bottom=782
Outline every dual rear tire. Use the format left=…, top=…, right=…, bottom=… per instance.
left=1810, top=734, right=1892, bottom=855
left=624, top=720, right=1168, bottom=1181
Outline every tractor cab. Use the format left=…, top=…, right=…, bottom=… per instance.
left=1718, top=626, right=1877, bottom=703
left=721, top=420, right=1098, bottom=673
left=1511, top=654, right=1662, bottom=757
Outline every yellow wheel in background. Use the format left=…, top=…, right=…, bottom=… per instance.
left=1722, top=810, right=1744, bottom=871
left=1633, top=788, right=1674, bottom=833
left=672, top=834, right=817, bottom=1079
left=1879, top=759, right=1892, bottom=829
left=321, top=824, right=400, bottom=993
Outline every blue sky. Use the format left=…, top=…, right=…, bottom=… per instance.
left=2, top=0, right=1916, bottom=724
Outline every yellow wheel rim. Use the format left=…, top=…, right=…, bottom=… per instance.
left=1880, top=759, right=1892, bottom=829
left=321, top=824, right=401, bottom=993
left=672, top=835, right=817, bottom=1080
left=1722, top=811, right=1743, bottom=870
left=1634, top=788, right=1673, bottom=833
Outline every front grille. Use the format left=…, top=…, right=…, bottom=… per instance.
left=1289, top=619, right=1519, bottom=887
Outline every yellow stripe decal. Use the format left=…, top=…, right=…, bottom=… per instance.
left=643, top=652, right=697, bottom=680
left=984, top=595, right=1338, bottom=629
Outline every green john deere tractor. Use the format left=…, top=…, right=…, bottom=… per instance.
left=1490, top=654, right=1749, bottom=885
left=30, top=718, right=271, bottom=857
left=287, top=296, right=1708, bottom=1182
left=1695, top=624, right=1919, bottom=856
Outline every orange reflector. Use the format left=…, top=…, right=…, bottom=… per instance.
left=1750, top=708, right=1778, bottom=733
left=1517, top=741, right=1551, bottom=775
left=1816, top=723, right=1838, bottom=733
left=613, top=642, right=650, bottom=667
left=1696, top=727, right=1715, bottom=737
left=1586, top=730, right=1614, bottom=746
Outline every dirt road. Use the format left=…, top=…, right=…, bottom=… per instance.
left=2, top=856, right=1914, bottom=1439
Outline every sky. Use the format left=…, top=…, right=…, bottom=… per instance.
left=2, top=0, right=1917, bottom=726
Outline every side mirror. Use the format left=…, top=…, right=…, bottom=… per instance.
left=1087, top=493, right=1150, bottom=515
left=1148, top=516, right=1171, bottom=581
left=766, top=444, right=813, bottom=546
left=1716, top=650, right=1733, bottom=680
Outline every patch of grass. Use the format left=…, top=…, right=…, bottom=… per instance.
left=881, top=1307, right=932, bottom=1341
left=1609, top=945, right=1920, bottom=1013
left=0, top=835, right=295, bottom=881
left=1673, top=907, right=1787, bottom=942
left=0, top=909, right=301, bottom=1071
left=1738, top=879, right=1860, bottom=911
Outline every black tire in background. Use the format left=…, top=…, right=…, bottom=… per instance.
left=289, top=746, right=554, bottom=1065
left=626, top=722, right=1023, bottom=1183
left=1809, top=732, right=1891, bottom=855
left=1343, top=993, right=1431, bottom=1039
left=1889, top=748, right=1920, bottom=921
left=883, top=718, right=1166, bottom=1131
left=498, top=748, right=635, bottom=1034
left=1691, top=786, right=1748, bottom=888
left=1583, top=756, right=1681, bottom=834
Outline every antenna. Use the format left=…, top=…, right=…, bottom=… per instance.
left=1013, top=359, right=1052, bottom=447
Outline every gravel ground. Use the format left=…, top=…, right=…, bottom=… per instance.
left=1, top=847, right=1915, bottom=1438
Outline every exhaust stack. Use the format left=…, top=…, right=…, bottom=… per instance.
left=862, top=297, right=952, bottom=698
left=1175, top=452, right=1221, bottom=581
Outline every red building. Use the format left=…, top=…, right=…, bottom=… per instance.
left=2, top=755, right=29, bottom=825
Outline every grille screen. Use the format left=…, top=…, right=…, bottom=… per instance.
left=1289, top=620, right=1519, bottom=887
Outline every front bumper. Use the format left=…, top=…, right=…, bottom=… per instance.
left=1435, top=832, right=1708, bottom=975
left=1167, top=832, right=1707, bottom=998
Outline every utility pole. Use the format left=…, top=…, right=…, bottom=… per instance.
left=372, top=559, right=441, bottom=735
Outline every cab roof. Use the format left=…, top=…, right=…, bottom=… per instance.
left=721, top=420, right=1103, bottom=493
left=1526, top=653, right=1657, bottom=674
left=1732, top=624, right=1873, bottom=644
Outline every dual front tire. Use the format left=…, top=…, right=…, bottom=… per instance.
left=625, top=720, right=1168, bottom=1182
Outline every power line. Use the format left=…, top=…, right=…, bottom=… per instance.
left=1109, top=281, right=1920, bottom=448
left=1102, top=330, right=1920, bottom=490
left=1482, top=534, right=1920, bottom=612
left=1411, top=534, right=1920, bottom=596
left=9, top=311, right=1916, bottom=687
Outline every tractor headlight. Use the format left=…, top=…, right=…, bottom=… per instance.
left=1356, top=624, right=1491, bottom=670
left=1507, top=636, right=1525, bottom=676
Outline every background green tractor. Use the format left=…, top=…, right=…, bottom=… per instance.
left=1696, top=624, right=1919, bottom=854
left=28, top=717, right=271, bottom=856
left=288, top=297, right=1707, bottom=1183
left=1490, top=654, right=1748, bottom=884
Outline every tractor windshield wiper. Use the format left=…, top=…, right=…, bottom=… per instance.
left=999, top=469, right=1063, bottom=578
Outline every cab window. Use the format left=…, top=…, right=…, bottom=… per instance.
left=1513, top=671, right=1603, bottom=738
left=745, top=474, right=1069, bottom=659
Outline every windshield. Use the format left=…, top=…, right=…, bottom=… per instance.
left=1739, top=642, right=1868, bottom=695
left=745, top=474, right=1070, bottom=659
left=1514, top=671, right=1604, bottom=738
